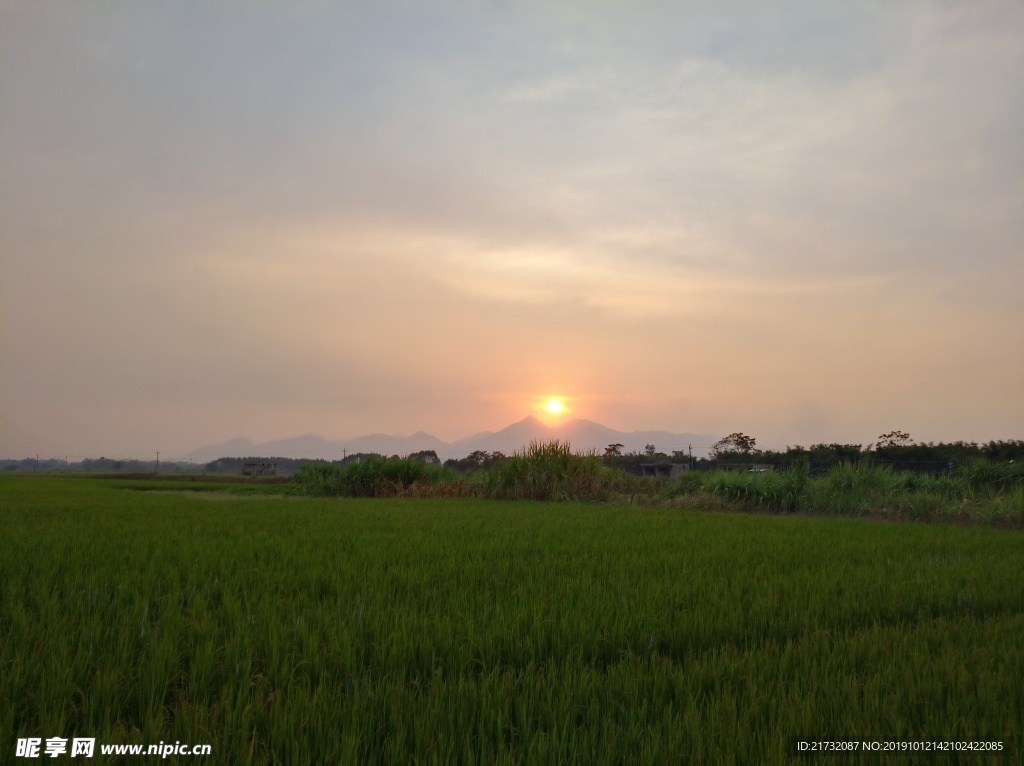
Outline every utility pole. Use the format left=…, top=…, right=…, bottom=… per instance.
left=689, top=444, right=693, bottom=470
left=35, top=454, right=38, bottom=472
left=155, top=451, right=160, bottom=475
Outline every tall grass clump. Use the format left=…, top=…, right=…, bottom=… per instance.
left=776, top=461, right=1024, bottom=524
left=701, top=466, right=807, bottom=512
left=294, top=456, right=461, bottom=497
left=662, top=461, right=1023, bottom=525
left=957, top=458, right=1024, bottom=493
left=291, top=463, right=348, bottom=496
left=802, top=462, right=902, bottom=516
left=483, top=440, right=636, bottom=501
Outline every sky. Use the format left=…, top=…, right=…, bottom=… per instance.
left=2, top=0, right=1022, bottom=459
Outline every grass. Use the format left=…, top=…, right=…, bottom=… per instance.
left=666, top=461, right=1024, bottom=526
left=2, top=475, right=1022, bottom=763
left=293, top=455, right=463, bottom=498
left=293, top=445, right=1024, bottom=528
left=482, top=441, right=636, bottom=501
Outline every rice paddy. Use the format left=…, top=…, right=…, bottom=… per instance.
left=2, top=475, right=1022, bottom=764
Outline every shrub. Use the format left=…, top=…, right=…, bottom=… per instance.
left=292, top=463, right=348, bottom=496
left=957, top=459, right=1024, bottom=493
left=290, top=447, right=1024, bottom=526
left=483, top=441, right=637, bottom=501
left=294, top=457, right=460, bottom=497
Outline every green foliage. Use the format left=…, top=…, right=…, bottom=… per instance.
left=704, top=466, right=807, bottom=512
left=407, top=449, right=440, bottom=464
left=659, top=460, right=1024, bottom=525
left=3, top=477, right=1023, bottom=763
left=287, top=441, right=1024, bottom=526
left=704, top=438, right=1024, bottom=471
left=980, top=439, right=1024, bottom=461
left=443, top=450, right=508, bottom=472
left=958, top=458, right=1024, bottom=493
left=484, top=441, right=637, bottom=501
left=294, top=456, right=460, bottom=497
left=292, top=462, right=348, bottom=495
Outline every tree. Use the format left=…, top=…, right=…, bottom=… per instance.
left=710, top=433, right=757, bottom=459
left=644, top=443, right=656, bottom=457
left=408, top=450, right=440, bottom=465
left=874, top=431, right=913, bottom=449
left=604, top=443, right=624, bottom=458
left=443, top=450, right=507, bottom=472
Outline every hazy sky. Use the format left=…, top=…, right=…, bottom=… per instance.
left=2, top=1, right=1022, bottom=459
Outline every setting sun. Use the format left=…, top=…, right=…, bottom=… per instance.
left=544, top=399, right=565, bottom=414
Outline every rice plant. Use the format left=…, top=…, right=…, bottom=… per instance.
left=2, top=476, right=1022, bottom=764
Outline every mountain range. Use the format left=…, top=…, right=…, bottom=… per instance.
left=181, top=417, right=715, bottom=462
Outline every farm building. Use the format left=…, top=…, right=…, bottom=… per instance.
left=639, top=461, right=690, bottom=478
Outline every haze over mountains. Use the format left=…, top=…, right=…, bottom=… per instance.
left=181, top=417, right=715, bottom=463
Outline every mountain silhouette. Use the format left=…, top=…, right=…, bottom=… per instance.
left=181, top=417, right=713, bottom=462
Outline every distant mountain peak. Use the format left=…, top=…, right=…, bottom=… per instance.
left=184, top=418, right=714, bottom=462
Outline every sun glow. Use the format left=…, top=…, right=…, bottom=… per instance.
left=532, top=394, right=575, bottom=423
left=544, top=398, right=565, bottom=415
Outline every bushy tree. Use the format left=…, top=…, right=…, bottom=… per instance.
left=408, top=450, right=440, bottom=465
left=602, top=444, right=624, bottom=466
left=874, top=431, right=913, bottom=449
left=444, top=450, right=507, bottom=472
left=981, top=440, right=1024, bottom=462
left=710, top=433, right=757, bottom=459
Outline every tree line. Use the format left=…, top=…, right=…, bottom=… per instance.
left=3, top=436, right=1021, bottom=477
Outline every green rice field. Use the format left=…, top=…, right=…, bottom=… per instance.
left=2, top=476, right=1022, bottom=763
